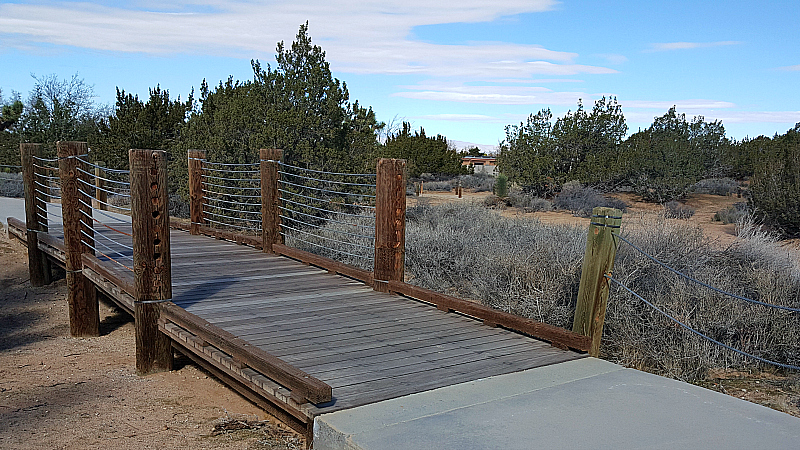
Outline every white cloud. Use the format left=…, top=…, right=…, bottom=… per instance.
left=621, top=99, right=737, bottom=110
left=393, top=84, right=589, bottom=105
left=647, top=41, right=741, bottom=52
left=415, top=113, right=503, bottom=123
left=595, top=53, right=628, bottom=64
left=0, top=0, right=614, bottom=81
left=778, top=64, right=800, bottom=71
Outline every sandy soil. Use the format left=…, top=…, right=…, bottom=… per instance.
left=0, top=227, right=304, bottom=450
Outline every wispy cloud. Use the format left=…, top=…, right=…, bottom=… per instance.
left=415, top=113, right=504, bottom=123
left=622, top=99, right=736, bottom=110
left=647, top=41, right=741, bottom=52
left=0, top=0, right=613, bottom=82
left=595, top=53, right=628, bottom=64
left=778, top=64, right=800, bottom=71
left=393, top=84, right=589, bottom=105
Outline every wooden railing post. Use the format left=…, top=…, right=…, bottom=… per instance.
left=20, top=143, right=52, bottom=286
left=130, top=149, right=173, bottom=375
left=58, top=141, right=99, bottom=337
left=260, top=149, right=283, bottom=253
left=373, top=158, right=406, bottom=292
left=573, top=206, right=623, bottom=357
left=94, top=160, right=107, bottom=211
left=188, top=150, right=205, bottom=235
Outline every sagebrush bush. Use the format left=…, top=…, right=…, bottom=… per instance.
left=664, top=200, right=695, bottom=219
left=422, top=180, right=453, bottom=192
left=169, top=194, right=190, bottom=218
left=458, top=173, right=494, bottom=192
left=508, top=191, right=553, bottom=212
left=714, top=202, right=748, bottom=224
left=0, top=173, right=24, bottom=198
left=554, top=181, right=627, bottom=217
left=692, top=178, right=740, bottom=196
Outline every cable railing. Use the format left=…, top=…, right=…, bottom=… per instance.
left=272, top=160, right=376, bottom=268
left=606, top=229, right=799, bottom=371
left=31, top=155, right=62, bottom=230
left=199, top=160, right=262, bottom=232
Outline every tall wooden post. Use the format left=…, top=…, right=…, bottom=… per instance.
left=58, top=141, right=99, bottom=337
left=20, top=143, right=52, bottom=286
left=130, top=149, right=173, bottom=375
left=94, top=161, right=107, bottom=211
left=188, top=150, right=205, bottom=235
left=260, top=149, right=283, bottom=253
left=573, top=206, right=623, bottom=357
left=373, top=159, right=406, bottom=293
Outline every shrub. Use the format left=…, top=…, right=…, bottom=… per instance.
left=0, top=172, right=23, bottom=198
left=494, top=174, right=509, bottom=198
left=749, top=125, right=800, bottom=236
left=508, top=192, right=553, bottom=212
left=664, top=201, right=695, bottom=219
left=401, top=203, right=800, bottom=381
left=554, top=181, right=627, bottom=217
left=422, top=180, right=454, bottom=192
left=714, top=202, right=748, bottom=224
left=458, top=173, right=494, bottom=192
left=692, top=178, right=740, bottom=196
left=169, top=194, right=190, bottom=218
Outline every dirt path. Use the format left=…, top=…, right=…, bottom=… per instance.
left=0, top=228, right=303, bottom=450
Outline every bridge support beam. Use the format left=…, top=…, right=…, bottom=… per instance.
left=20, top=143, right=52, bottom=287
left=573, top=206, right=623, bottom=357
left=188, top=150, right=205, bottom=235
left=373, top=158, right=406, bottom=292
left=130, top=149, right=173, bottom=375
left=58, top=141, right=99, bottom=337
left=260, top=149, right=283, bottom=253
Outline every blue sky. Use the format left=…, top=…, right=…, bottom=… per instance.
left=1, top=0, right=798, bottom=150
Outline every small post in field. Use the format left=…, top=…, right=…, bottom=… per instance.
left=188, top=150, right=205, bottom=235
left=573, top=206, right=622, bottom=357
left=130, top=149, right=173, bottom=375
left=20, top=143, right=52, bottom=286
left=260, top=148, right=283, bottom=253
left=58, top=141, right=99, bottom=337
left=94, top=161, right=107, bottom=211
left=373, top=158, right=406, bottom=292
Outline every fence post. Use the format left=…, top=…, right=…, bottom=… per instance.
left=20, top=143, right=52, bottom=286
left=188, top=150, right=205, bottom=235
left=573, top=206, right=622, bottom=357
left=374, top=158, right=406, bottom=292
left=58, top=141, right=99, bottom=337
left=260, top=148, right=283, bottom=253
left=130, top=149, right=173, bottom=375
left=94, top=161, right=107, bottom=211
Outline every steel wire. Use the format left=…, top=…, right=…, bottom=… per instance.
left=202, top=188, right=261, bottom=199
left=31, top=155, right=59, bottom=163
left=79, top=209, right=133, bottom=237
left=203, top=202, right=261, bottom=216
left=278, top=205, right=374, bottom=231
left=75, top=158, right=130, bottom=174
left=80, top=226, right=134, bottom=251
left=204, top=216, right=260, bottom=231
left=606, top=275, right=800, bottom=371
left=279, top=188, right=375, bottom=210
left=34, top=173, right=60, bottom=181
left=205, top=196, right=262, bottom=209
left=204, top=208, right=263, bottom=224
left=79, top=234, right=134, bottom=271
left=33, top=164, right=58, bottom=172
left=202, top=180, right=261, bottom=191
left=273, top=161, right=376, bottom=178
left=278, top=170, right=376, bottom=188
left=191, top=158, right=258, bottom=167
left=279, top=178, right=375, bottom=199
left=280, top=214, right=374, bottom=240
left=82, top=196, right=131, bottom=212
left=280, top=231, right=372, bottom=261
left=615, top=234, right=800, bottom=313
left=202, top=174, right=261, bottom=183
left=0, top=163, right=22, bottom=169
left=76, top=166, right=131, bottom=185
left=279, top=221, right=374, bottom=250
left=77, top=177, right=131, bottom=197
left=203, top=167, right=260, bottom=174
left=279, top=196, right=374, bottom=220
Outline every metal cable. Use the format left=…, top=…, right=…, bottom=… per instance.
left=77, top=177, right=131, bottom=197
left=80, top=203, right=132, bottom=224
left=75, top=158, right=130, bottom=174
left=0, top=163, right=22, bottom=169
left=80, top=227, right=134, bottom=251
left=279, top=221, right=374, bottom=250
left=191, top=158, right=258, bottom=167
left=34, top=180, right=62, bottom=194
left=279, top=188, right=375, bottom=210
left=202, top=167, right=260, bottom=174
left=606, top=275, right=800, bottom=371
left=32, top=163, right=58, bottom=172
left=79, top=237, right=134, bottom=271
left=615, top=234, right=800, bottom=313
left=204, top=217, right=260, bottom=231
left=76, top=166, right=131, bottom=185
left=278, top=178, right=376, bottom=199
left=205, top=196, right=262, bottom=209
left=280, top=196, right=375, bottom=219
left=278, top=170, right=376, bottom=188
left=79, top=209, right=133, bottom=237
left=272, top=160, right=376, bottom=177
left=278, top=204, right=374, bottom=231
left=281, top=231, right=372, bottom=260
left=202, top=180, right=261, bottom=191
left=82, top=196, right=131, bottom=212
left=202, top=188, right=261, bottom=199
left=202, top=174, right=260, bottom=183
left=203, top=202, right=261, bottom=216
left=203, top=208, right=263, bottom=223
left=31, top=155, right=59, bottom=163
left=34, top=173, right=60, bottom=181
left=280, top=214, right=374, bottom=240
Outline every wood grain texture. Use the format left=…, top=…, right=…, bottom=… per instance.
left=130, top=149, right=173, bottom=374
left=20, top=143, right=51, bottom=286
left=373, top=158, right=406, bottom=292
left=188, top=149, right=205, bottom=235
left=260, top=149, right=283, bottom=252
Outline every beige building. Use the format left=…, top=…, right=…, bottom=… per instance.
left=462, top=156, right=498, bottom=176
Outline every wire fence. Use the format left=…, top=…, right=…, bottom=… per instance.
left=31, top=155, right=63, bottom=229
left=608, top=232, right=799, bottom=371
left=273, top=160, right=376, bottom=269
left=199, top=160, right=262, bottom=232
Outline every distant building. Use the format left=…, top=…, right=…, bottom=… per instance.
left=462, top=156, right=498, bottom=176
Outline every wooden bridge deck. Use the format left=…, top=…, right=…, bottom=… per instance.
left=8, top=217, right=583, bottom=430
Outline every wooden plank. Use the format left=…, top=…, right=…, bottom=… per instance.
left=187, top=150, right=205, bottom=235
left=388, top=280, right=591, bottom=352
left=373, top=158, right=406, bottom=293
left=260, top=148, right=282, bottom=253
left=273, top=243, right=373, bottom=286
left=160, top=301, right=332, bottom=404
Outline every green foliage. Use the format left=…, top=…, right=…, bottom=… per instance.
left=381, top=122, right=467, bottom=178
left=749, top=124, right=800, bottom=236
left=494, top=173, right=508, bottom=198
left=0, top=89, right=24, bottom=167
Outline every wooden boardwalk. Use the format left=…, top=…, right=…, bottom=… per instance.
left=8, top=217, right=584, bottom=434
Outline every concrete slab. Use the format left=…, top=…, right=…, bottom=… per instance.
left=314, top=358, right=800, bottom=449
left=0, top=196, right=26, bottom=226
left=1, top=196, right=130, bottom=228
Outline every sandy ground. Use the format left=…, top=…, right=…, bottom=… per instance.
left=0, top=227, right=304, bottom=450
